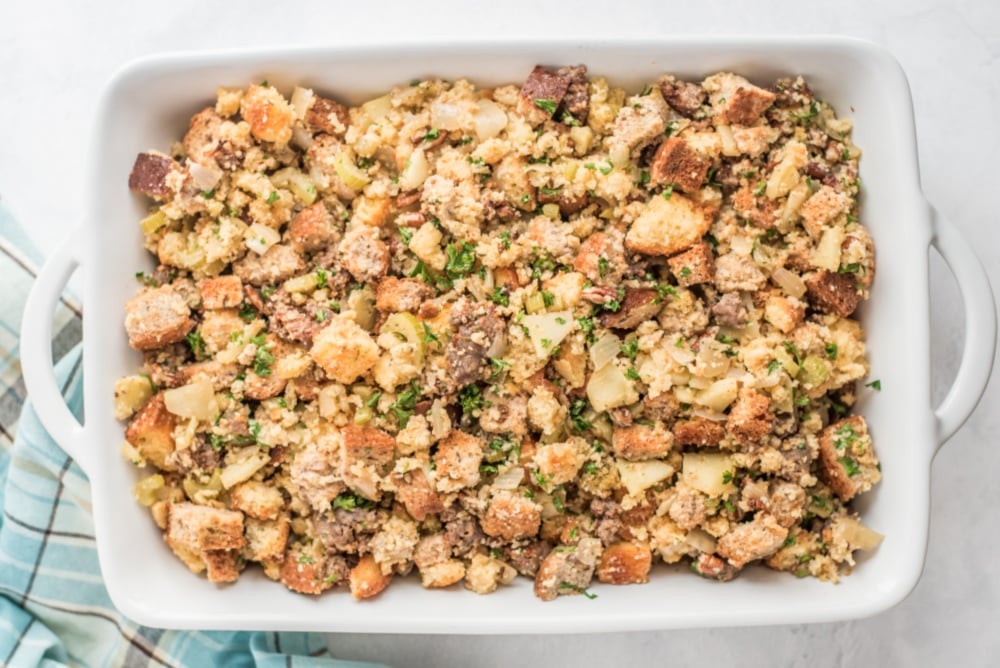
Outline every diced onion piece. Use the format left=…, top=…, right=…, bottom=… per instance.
left=586, top=363, right=638, bottom=413
left=114, top=374, right=154, bottom=420
left=813, top=226, right=845, bottom=271
left=430, top=101, right=466, bottom=131
left=609, top=143, right=630, bottom=167
left=188, top=161, right=222, bottom=192
left=291, top=126, right=314, bottom=151
left=673, top=385, right=696, bottom=404
left=134, top=474, right=165, bottom=506
left=524, top=292, right=547, bottom=314
left=348, top=284, right=377, bottom=331
left=246, top=222, right=281, bottom=255
left=360, top=94, right=392, bottom=124
left=669, top=344, right=695, bottom=366
left=333, top=152, right=371, bottom=191
left=771, top=267, right=807, bottom=299
left=289, top=86, right=314, bottom=120
left=695, top=377, right=739, bottom=412
left=522, top=311, right=574, bottom=358
left=492, top=466, right=525, bottom=490
left=696, top=340, right=731, bottom=379
left=140, top=209, right=168, bottom=234
left=617, top=460, right=674, bottom=497
left=691, top=407, right=728, bottom=422
left=474, top=99, right=508, bottom=141
left=382, top=312, right=426, bottom=365
left=589, top=332, right=621, bottom=370
left=399, top=147, right=429, bottom=191
left=840, top=516, right=885, bottom=551
left=220, top=450, right=270, bottom=489
left=682, top=452, right=736, bottom=497
left=729, top=233, right=754, bottom=255
left=163, top=380, right=218, bottom=422
left=283, top=273, right=319, bottom=294
left=716, top=124, right=739, bottom=157
left=569, top=126, right=593, bottom=153
left=685, top=528, right=718, bottom=554
left=541, top=203, right=560, bottom=219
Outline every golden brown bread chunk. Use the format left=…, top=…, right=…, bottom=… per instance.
left=726, top=388, right=774, bottom=444
left=818, top=415, right=881, bottom=502
left=612, top=423, right=674, bottom=461
left=597, top=542, right=652, bottom=585
left=481, top=491, right=542, bottom=541
left=433, top=430, right=484, bottom=493
left=199, top=275, right=244, bottom=310
left=392, top=468, right=444, bottom=521
left=286, top=202, right=337, bottom=253
left=350, top=554, right=393, bottom=600
left=125, top=393, right=178, bottom=471
left=668, top=241, right=716, bottom=287
left=124, top=285, right=195, bottom=351
left=166, top=503, right=245, bottom=553
left=717, top=513, right=788, bottom=568
left=649, top=138, right=711, bottom=193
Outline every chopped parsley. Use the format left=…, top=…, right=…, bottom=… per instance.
left=662, top=183, right=675, bottom=200
left=422, top=322, right=440, bottom=345
left=534, top=98, right=558, bottom=115
left=489, top=357, right=511, bottom=378
left=577, top=315, right=597, bottom=344
left=625, top=367, right=641, bottom=381
left=539, top=186, right=563, bottom=196
left=315, top=268, right=329, bottom=289
left=253, top=337, right=274, bottom=377
left=598, top=161, right=614, bottom=175
left=399, top=227, right=413, bottom=245
left=389, top=382, right=420, bottom=427
left=444, top=242, right=477, bottom=279
left=499, top=230, right=512, bottom=249
left=782, top=341, right=803, bottom=366
left=825, top=343, right=839, bottom=360
left=638, top=170, right=651, bottom=185
left=838, top=456, right=861, bottom=477
left=767, top=359, right=781, bottom=375
left=185, top=331, right=207, bottom=359
left=266, top=191, right=280, bottom=205
left=458, top=384, right=485, bottom=414
left=331, top=493, right=374, bottom=512
left=583, top=462, right=599, bottom=474
left=541, top=290, right=556, bottom=307
left=598, top=257, right=610, bottom=278
left=238, top=303, right=257, bottom=323
left=721, top=470, right=733, bottom=484
left=569, top=398, right=592, bottom=432
left=134, top=271, right=159, bottom=287
left=489, top=286, right=510, bottom=307
left=833, top=423, right=858, bottom=451
left=654, top=283, right=678, bottom=303
left=865, top=379, right=882, bottom=391
left=423, top=128, right=441, bottom=142
left=365, top=391, right=382, bottom=408
left=619, top=339, right=639, bottom=361
left=753, top=180, right=766, bottom=196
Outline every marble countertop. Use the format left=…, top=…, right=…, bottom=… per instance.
left=2, top=0, right=997, bottom=665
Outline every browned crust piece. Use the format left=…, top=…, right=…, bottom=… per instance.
left=673, top=417, right=726, bottom=447
left=203, top=549, right=242, bottom=583
left=199, top=275, right=244, bottom=310
left=726, top=389, right=774, bottom=444
left=481, top=492, right=542, bottom=541
left=166, top=502, right=245, bottom=552
left=649, top=138, right=712, bottom=193
left=556, top=65, right=589, bottom=125
left=517, top=66, right=571, bottom=122
left=692, top=553, right=741, bottom=581
left=393, top=468, right=444, bottom=521
left=287, top=202, right=337, bottom=253
left=306, top=95, right=350, bottom=137
left=342, top=425, right=397, bottom=477
left=433, top=430, right=484, bottom=492
left=658, top=77, right=707, bottom=117
left=350, top=554, right=393, bottom=600
left=279, top=548, right=332, bottom=595
left=817, top=415, right=880, bottom=502
left=600, top=288, right=663, bottom=330
left=806, top=270, right=861, bottom=317
left=597, top=542, right=652, bottom=585
left=668, top=241, right=716, bottom=287
left=375, top=276, right=434, bottom=313
left=128, top=152, right=178, bottom=199
left=716, top=513, right=788, bottom=568
left=124, top=285, right=195, bottom=351
left=125, top=392, right=178, bottom=470
left=612, top=423, right=674, bottom=461
left=718, top=85, right=776, bottom=126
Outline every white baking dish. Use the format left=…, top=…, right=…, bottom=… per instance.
left=21, top=37, right=997, bottom=633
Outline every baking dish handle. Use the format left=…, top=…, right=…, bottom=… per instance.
left=21, top=229, right=90, bottom=473
left=930, top=207, right=997, bottom=448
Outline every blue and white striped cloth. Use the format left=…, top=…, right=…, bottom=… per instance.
left=0, top=201, right=381, bottom=667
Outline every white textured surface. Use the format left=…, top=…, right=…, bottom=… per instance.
left=2, top=0, right=997, bottom=665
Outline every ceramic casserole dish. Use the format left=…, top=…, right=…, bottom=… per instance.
left=21, top=36, right=997, bottom=633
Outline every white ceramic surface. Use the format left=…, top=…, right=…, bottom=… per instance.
left=18, top=36, right=995, bottom=635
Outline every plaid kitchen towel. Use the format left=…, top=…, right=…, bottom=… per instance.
left=0, top=201, right=380, bottom=668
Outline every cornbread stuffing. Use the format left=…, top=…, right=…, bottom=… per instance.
left=119, top=65, right=883, bottom=601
